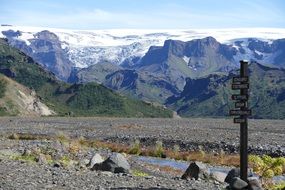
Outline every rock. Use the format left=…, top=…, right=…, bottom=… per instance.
left=22, top=149, right=32, bottom=156
left=86, top=153, right=104, bottom=168
left=92, top=153, right=130, bottom=173
left=31, top=147, right=41, bottom=155
left=101, top=171, right=113, bottom=177
left=53, top=162, right=61, bottom=168
left=230, top=177, right=248, bottom=190
left=211, top=171, right=227, bottom=183
left=225, top=168, right=240, bottom=184
left=181, top=162, right=210, bottom=180
left=78, top=159, right=89, bottom=169
left=36, top=154, right=47, bottom=165
left=248, top=177, right=263, bottom=190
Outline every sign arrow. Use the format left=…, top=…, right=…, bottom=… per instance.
left=229, top=109, right=251, bottom=116
left=233, top=76, right=249, bottom=83
left=231, top=94, right=248, bottom=101
left=235, top=102, right=246, bottom=108
left=232, top=83, right=249, bottom=90
left=234, top=117, right=246, bottom=124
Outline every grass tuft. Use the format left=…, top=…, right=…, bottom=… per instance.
left=132, top=170, right=149, bottom=177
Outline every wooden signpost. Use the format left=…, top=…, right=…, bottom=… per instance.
left=229, top=60, right=251, bottom=181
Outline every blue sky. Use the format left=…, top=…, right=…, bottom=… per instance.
left=0, top=0, right=284, bottom=29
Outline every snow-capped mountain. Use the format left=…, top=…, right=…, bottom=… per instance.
left=1, top=25, right=285, bottom=104
left=1, top=26, right=285, bottom=69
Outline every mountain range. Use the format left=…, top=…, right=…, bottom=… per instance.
left=1, top=26, right=285, bottom=81
left=1, top=26, right=285, bottom=118
left=0, top=38, right=172, bottom=117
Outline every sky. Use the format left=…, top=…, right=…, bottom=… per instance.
left=0, top=0, right=284, bottom=29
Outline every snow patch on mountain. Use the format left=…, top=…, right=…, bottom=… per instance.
left=183, top=56, right=190, bottom=64
left=1, top=26, right=285, bottom=68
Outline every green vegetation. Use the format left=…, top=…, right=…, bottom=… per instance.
left=249, top=155, right=285, bottom=177
left=249, top=155, right=285, bottom=189
left=0, top=78, right=6, bottom=98
left=128, top=139, right=141, bottom=155
left=0, top=76, right=7, bottom=115
left=12, top=154, right=37, bottom=163
left=154, top=140, right=165, bottom=158
left=59, top=155, right=74, bottom=168
left=0, top=38, right=172, bottom=117
left=132, top=169, right=149, bottom=177
left=271, top=182, right=285, bottom=190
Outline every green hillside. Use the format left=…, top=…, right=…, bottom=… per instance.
left=166, top=62, right=285, bottom=119
left=0, top=79, right=5, bottom=98
left=0, top=38, right=172, bottom=117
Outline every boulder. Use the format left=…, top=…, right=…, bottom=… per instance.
left=225, top=168, right=240, bottom=184
left=86, top=153, right=104, bottom=168
left=230, top=177, right=248, bottom=190
left=211, top=171, right=227, bottom=183
left=91, top=153, right=130, bottom=173
left=248, top=177, right=263, bottom=190
left=181, top=162, right=210, bottom=180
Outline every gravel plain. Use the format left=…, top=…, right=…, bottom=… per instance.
left=0, top=117, right=284, bottom=155
left=0, top=117, right=284, bottom=190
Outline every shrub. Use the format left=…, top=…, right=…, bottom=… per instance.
left=249, top=154, right=285, bottom=188
left=271, top=182, right=285, bottom=190
left=68, top=141, right=81, bottom=155
left=128, top=139, right=141, bottom=155
left=155, top=141, right=164, bottom=158
left=8, top=133, right=19, bottom=140
left=56, top=132, right=69, bottom=143
left=59, top=155, right=73, bottom=168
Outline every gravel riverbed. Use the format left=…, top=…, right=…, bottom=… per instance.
left=0, top=117, right=284, bottom=189
left=0, top=117, right=284, bottom=156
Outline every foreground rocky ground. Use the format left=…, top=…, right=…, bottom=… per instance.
left=0, top=117, right=284, bottom=189
left=0, top=137, right=225, bottom=190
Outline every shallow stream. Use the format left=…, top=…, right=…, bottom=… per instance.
left=136, top=156, right=285, bottom=182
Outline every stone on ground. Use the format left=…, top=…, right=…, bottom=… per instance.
left=181, top=162, right=210, bottom=180
left=230, top=177, right=248, bottom=190
left=248, top=177, right=263, bottom=190
left=225, top=168, right=240, bottom=184
left=91, top=153, right=130, bottom=173
left=86, top=153, right=104, bottom=168
left=210, top=171, right=227, bottom=183
left=36, top=154, right=47, bottom=165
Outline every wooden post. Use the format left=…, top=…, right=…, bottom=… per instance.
left=230, top=60, right=250, bottom=181
left=239, top=60, right=249, bottom=181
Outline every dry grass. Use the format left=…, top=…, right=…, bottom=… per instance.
left=8, top=133, right=51, bottom=141
left=144, top=163, right=183, bottom=176
left=7, top=133, right=240, bottom=167
left=159, top=165, right=184, bottom=175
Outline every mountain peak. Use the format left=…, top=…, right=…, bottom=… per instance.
left=249, top=61, right=281, bottom=72
left=34, top=30, right=59, bottom=41
left=200, top=36, right=218, bottom=44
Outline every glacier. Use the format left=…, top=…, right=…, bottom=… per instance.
left=1, top=25, right=285, bottom=68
